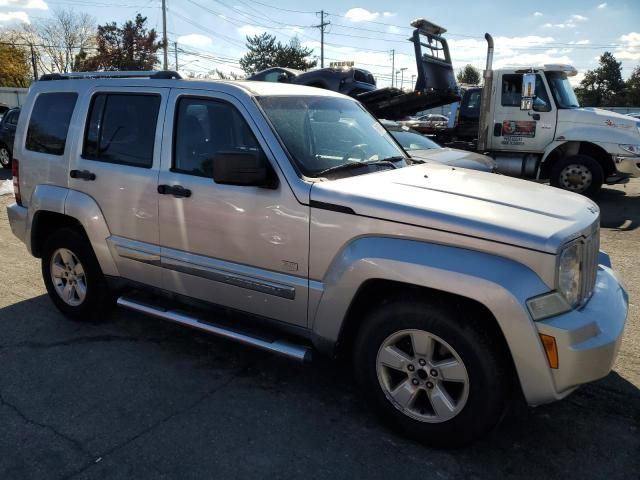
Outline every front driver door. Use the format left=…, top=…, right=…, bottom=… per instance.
left=157, top=89, right=310, bottom=327
left=489, top=73, right=557, bottom=152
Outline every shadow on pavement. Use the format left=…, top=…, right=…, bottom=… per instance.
left=0, top=169, right=11, bottom=181
left=0, top=294, right=638, bottom=479
left=596, top=185, right=640, bottom=231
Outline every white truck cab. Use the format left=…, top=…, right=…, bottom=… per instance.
left=450, top=41, right=640, bottom=195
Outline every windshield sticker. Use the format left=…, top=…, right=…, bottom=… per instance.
left=372, top=121, right=386, bottom=136
left=502, top=120, right=536, bottom=138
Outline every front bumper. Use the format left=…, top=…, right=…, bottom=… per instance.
left=614, top=155, right=640, bottom=178
left=535, top=264, right=628, bottom=399
left=6, top=202, right=28, bottom=243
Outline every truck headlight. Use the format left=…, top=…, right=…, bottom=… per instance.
left=557, top=241, right=582, bottom=307
left=619, top=144, right=640, bottom=155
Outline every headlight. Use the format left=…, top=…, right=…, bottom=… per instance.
left=619, top=144, right=640, bottom=155
left=557, top=241, right=582, bottom=307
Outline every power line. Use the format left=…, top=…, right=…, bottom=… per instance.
left=234, top=0, right=314, bottom=14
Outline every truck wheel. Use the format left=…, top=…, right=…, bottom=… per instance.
left=353, top=299, right=509, bottom=448
left=42, top=228, right=113, bottom=322
left=0, top=146, right=10, bottom=169
left=550, top=154, right=603, bottom=196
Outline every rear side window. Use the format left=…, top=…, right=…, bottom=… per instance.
left=83, top=93, right=160, bottom=168
left=26, top=92, right=78, bottom=155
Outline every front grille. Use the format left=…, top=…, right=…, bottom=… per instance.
left=580, top=227, right=599, bottom=305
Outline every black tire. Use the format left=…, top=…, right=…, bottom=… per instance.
left=41, top=227, right=113, bottom=322
left=0, top=145, right=11, bottom=169
left=353, top=299, right=510, bottom=448
left=550, top=154, right=604, bottom=196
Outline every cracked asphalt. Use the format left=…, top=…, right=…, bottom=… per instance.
left=0, top=169, right=638, bottom=480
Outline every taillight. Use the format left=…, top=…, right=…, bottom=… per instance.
left=12, top=158, right=21, bottom=205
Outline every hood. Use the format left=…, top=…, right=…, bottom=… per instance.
left=557, top=107, right=640, bottom=142
left=409, top=148, right=496, bottom=172
left=310, top=163, right=599, bottom=253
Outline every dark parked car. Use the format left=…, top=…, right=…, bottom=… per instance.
left=382, top=120, right=496, bottom=172
left=248, top=66, right=377, bottom=97
left=0, top=107, right=19, bottom=169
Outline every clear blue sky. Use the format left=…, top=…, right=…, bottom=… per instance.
left=1, top=0, right=638, bottom=86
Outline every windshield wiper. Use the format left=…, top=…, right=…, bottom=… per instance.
left=316, top=159, right=399, bottom=178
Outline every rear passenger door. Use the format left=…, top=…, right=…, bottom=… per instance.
left=69, top=87, right=169, bottom=288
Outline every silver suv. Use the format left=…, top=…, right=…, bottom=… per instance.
left=7, top=71, right=629, bottom=447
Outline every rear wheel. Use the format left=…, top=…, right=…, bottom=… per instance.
left=0, top=145, right=10, bottom=169
left=550, top=154, right=603, bottom=196
left=353, top=299, right=510, bottom=448
left=42, top=228, right=113, bottom=321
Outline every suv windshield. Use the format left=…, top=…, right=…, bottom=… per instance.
left=258, top=96, right=406, bottom=177
left=545, top=71, right=580, bottom=109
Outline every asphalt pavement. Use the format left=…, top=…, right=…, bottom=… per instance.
left=0, top=168, right=638, bottom=480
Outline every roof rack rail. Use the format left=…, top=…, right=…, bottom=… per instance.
left=38, top=70, right=183, bottom=81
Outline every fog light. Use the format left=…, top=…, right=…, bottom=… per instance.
left=526, top=292, right=571, bottom=321
left=539, top=334, right=559, bottom=369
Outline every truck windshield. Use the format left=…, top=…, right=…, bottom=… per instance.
left=257, top=96, right=406, bottom=178
left=545, top=71, right=580, bottom=109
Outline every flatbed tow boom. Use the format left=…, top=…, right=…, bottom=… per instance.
left=357, top=19, right=460, bottom=120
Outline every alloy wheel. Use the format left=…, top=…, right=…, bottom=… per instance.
left=0, top=147, right=9, bottom=167
left=50, top=248, right=87, bottom=307
left=376, top=329, right=470, bottom=423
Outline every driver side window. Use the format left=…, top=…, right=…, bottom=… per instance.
left=173, top=97, right=263, bottom=178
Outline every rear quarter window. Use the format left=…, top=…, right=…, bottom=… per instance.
left=26, top=92, right=78, bottom=156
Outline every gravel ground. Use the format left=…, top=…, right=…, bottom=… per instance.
left=0, top=169, right=638, bottom=480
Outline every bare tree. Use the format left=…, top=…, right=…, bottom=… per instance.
left=21, top=9, right=96, bottom=74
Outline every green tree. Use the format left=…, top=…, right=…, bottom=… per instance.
left=456, top=64, right=481, bottom=85
left=239, top=33, right=316, bottom=75
left=574, top=52, right=626, bottom=107
left=80, top=14, right=161, bottom=71
left=624, top=66, right=640, bottom=106
left=0, top=42, right=32, bottom=87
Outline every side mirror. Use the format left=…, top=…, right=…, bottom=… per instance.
left=277, top=72, right=289, bottom=82
left=211, top=150, right=277, bottom=188
left=520, top=73, right=536, bottom=111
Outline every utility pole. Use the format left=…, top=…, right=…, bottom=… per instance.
left=399, top=67, right=407, bottom=91
left=390, top=49, right=395, bottom=88
left=162, top=0, right=168, bottom=70
left=314, top=10, right=330, bottom=68
left=411, top=74, right=416, bottom=90
left=29, top=44, right=38, bottom=81
left=174, top=41, right=178, bottom=71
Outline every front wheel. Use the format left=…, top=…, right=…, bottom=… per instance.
left=42, top=228, right=113, bottom=321
left=353, top=299, right=510, bottom=448
left=550, top=154, right=604, bottom=196
left=0, top=145, right=11, bottom=169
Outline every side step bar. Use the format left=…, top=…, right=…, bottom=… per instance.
left=117, top=297, right=312, bottom=362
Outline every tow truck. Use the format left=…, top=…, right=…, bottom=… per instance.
left=402, top=20, right=640, bottom=195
